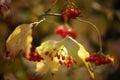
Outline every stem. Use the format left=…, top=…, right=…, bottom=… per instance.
left=38, top=0, right=58, bottom=18
left=76, top=18, right=103, bottom=53
left=46, top=13, right=61, bottom=16
left=31, top=18, right=46, bottom=27
left=64, top=22, right=71, bottom=28
left=67, top=36, right=80, bottom=46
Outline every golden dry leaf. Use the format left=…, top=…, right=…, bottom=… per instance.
left=6, top=24, right=33, bottom=60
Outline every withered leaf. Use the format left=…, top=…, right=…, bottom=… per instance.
left=6, top=24, right=33, bottom=61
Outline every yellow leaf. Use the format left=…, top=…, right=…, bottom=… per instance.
left=6, top=24, right=33, bottom=60
left=35, top=40, right=62, bottom=74
left=62, top=36, right=94, bottom=79
left=77, top=44, right=94, bottom=80
left=35, top=36, right=94, bottom=79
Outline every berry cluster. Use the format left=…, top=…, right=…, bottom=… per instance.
left=85, top=53, right=111, bottom=66
left=44, top=49, right=77, bottom=68
left=61, top=8, right=81, bottom=21
left=28, top=52, right=44, bottom=62
left=64, top=56, right=77, bottom=68
left=55, top=27, right=77, bottom=39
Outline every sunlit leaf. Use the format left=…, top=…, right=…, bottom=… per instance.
left=35, top=40, right=62, bottom=74
left=36, top=40, right=62, bottom=55
left=62, top=36, right=94, bottom=79
left=77, top=44, right=94, bottom=80
left=6, top=24, right=33, bottom=60
left=35, top=36, right=94, bottom=79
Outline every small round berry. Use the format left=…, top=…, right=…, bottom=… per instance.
left=33, top=52, right=39, bottom=57
left=95, top=60, right=101, bottom=66
left=55, top=27, right=65, bottom=34
left=66, top=29, right=77, bottom=39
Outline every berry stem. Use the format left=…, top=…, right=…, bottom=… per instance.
left=31, top=18, right=46, bottom=27
left=64, top=22, right=71, bottom=29
left=38, top=0, right=58, bottom=18
left=46, top=13, right=61, bottom=16
left=76, top=18, right=103, bottom=53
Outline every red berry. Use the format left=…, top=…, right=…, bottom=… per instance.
left=61, top=8, right=81, bottom=21
left=45, top=51, right=49, bottom=55
left=33, top=52, right=39, bottom=57
left=101, top=59, right=105, bottom=64
left=62, top=56, right=65, bottom=60
left=89, top=56, right=95, bottom=62
left=55, top=27, right=77, bottom=39
left=85, top=57, right=90, bottom=62
left=95, top=60, right=101, bottom=66
left=28, top=57, right=33, bottom=61
left=66, top=29, right=77, bottom=39
left=76, top=10, right=81, bottom=15
left=105, top=59, right=111, bottom=64
left=60, top=30, right=67, bottom=38
left=55, top=27, right=65, bottom=34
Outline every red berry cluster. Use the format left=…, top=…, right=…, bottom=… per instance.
left=45, top=49, right=77, bottom=68
left=55, top=27, right=77, bottom=39
left=62, top=8, right=81, bottom=21
left=85, top=53, right=111, bottom=66
left=28, top=52, right=44, bottom=62
left=55, top=53, right=77, bottom=68
left=64, top=56, right=77, bottom=68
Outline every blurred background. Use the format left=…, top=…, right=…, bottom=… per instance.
left=0, top=0, right=120, bottom=80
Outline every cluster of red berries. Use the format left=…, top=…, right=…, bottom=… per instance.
left=85, top=53, right=111, bottom=66
left=61, top=8, right=81, bottom=21
left=64, top=56, right=77, bottom=68
left=54, top=53, right=77, bottom=68
left=45, top=49, right=77, bottom=68
left=55, top=27, right=77, bottom=39
left=28, top=52, right=44, bottom=62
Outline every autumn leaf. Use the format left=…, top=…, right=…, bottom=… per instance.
left=35, top=36, right=94, bottom=79
left=62, top=36, right=94, bottom=79
left=77, top=44, right=94, bottom=80
left=35, top=40, right=62, bottom=75
left=6, top=24, right=33, bottom=61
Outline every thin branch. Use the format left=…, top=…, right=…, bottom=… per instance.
left=31, top=18, right=46, bottom=27
left=77, top=18, right=103, bottom=53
